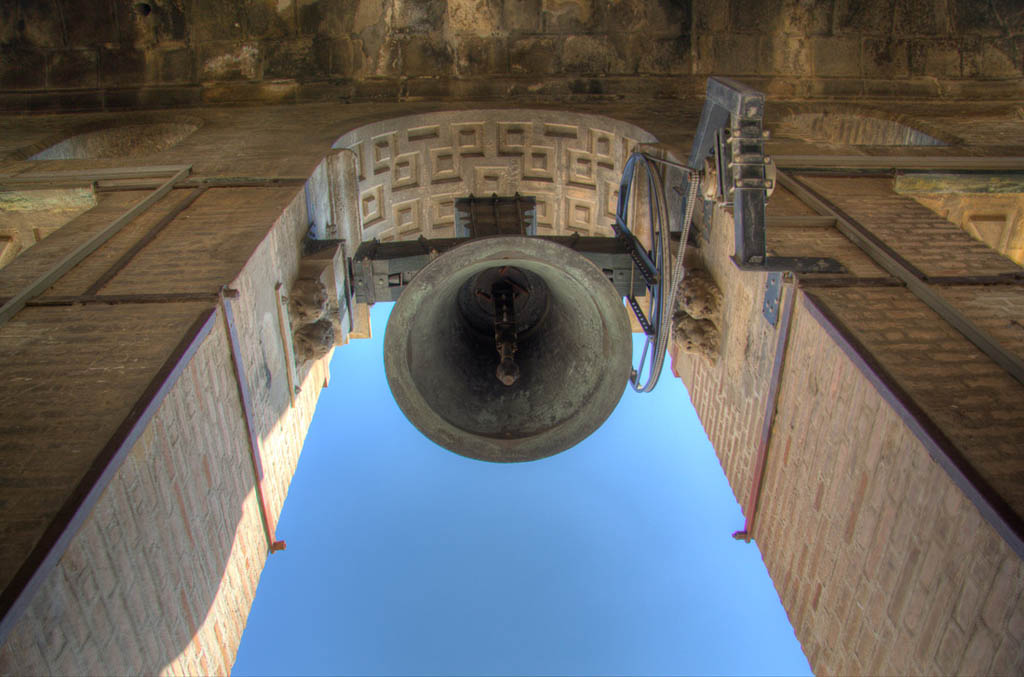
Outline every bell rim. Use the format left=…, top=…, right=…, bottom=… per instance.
left=383, top=235, right=632, bottom=463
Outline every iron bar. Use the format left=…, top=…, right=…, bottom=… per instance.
left=0, top=292, right=223, bottom=306
left=220, top=295, right=285, bottom=554
left=0, top=165, right=191, bottom=327
left=775, top=156, right=1024, bottom=171
left=0, top=165, right=193, bottom=186
left=733, top=282, right=797, bottom=543
left=85, top=186, right=208, bottom=295
left=780, top=171, right=1024, bottom=387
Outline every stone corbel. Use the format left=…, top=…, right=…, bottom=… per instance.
left=671, top=267, right=724, bottom=364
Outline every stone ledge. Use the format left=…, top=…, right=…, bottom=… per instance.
left=0, top=75, right=1022, bottom=113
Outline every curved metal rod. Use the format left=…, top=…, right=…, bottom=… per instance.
left=617, top=152, right=700, bottom=393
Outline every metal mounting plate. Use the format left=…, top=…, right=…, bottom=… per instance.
left=762, top=273, right=782, bottom=325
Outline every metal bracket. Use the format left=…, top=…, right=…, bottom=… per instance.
left=733, top=255, right=846, bottom=274
left=610, top=216, right=660, bottom=286
left=350, top=236, right=647, bottom=304
left=689, top=78, right=852, bottom=281
left=762, top=273, right=782, bottom=325
left=689, top=77, right=771, bottom=270
left=627, top=295, right=655, bottom=336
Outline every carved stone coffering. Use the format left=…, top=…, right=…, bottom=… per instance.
left=332, top=110, right=658, bottom=243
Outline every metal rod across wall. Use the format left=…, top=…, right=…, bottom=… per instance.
left=778, top=170, right=1024, bottom=387
left=221, top=294, right=286, bottom=554
left=0, top=165, right=192, bottom=326
left=733, top=282, right=797, bottom=543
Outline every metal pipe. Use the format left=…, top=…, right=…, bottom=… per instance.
left=221, top=293, right=286, bottom=554
left=0, top=165, right=191, bottom=326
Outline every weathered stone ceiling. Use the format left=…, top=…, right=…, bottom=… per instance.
left=0, top=0, right=1021, bottom=111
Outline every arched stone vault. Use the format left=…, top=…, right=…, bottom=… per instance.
left=330, top=110, right=658, bottom=243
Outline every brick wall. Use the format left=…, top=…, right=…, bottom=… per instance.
left=0, top=306, right=264, bottom=675
left=0, top=154, right=333, bottom=673
left=226, top=180, right=332, bottom=522
left=670, top=200, right=783, bottom=519
left=801, top=176, right=1021, bottom=279
left=672, top=156, right=1024, bottom=674
left=911, top=193, right=1024, bottom=265
left=758, top=295, right=1024, bottom=675
left=0, top=303, right=332, bottom=676
left=811, top=285, right=1024, bottom=517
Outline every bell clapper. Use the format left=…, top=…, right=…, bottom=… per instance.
left=490, top=268, right=526, bottom=387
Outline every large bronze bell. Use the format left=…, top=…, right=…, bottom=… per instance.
left=383, top=236, right=632, bottom=463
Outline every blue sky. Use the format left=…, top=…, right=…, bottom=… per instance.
left=233, top=303, right=810, bottom=677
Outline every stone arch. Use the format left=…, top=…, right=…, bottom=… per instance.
left=769, top=105, right=956, bottom=147
left=329, top=110, right=660, bottom=246
left=17, top=115, right=202, bottom=161
left=0, top=115, right=203, bottom=268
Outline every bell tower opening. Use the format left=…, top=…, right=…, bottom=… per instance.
left=328, top=110, right=671, bottom=461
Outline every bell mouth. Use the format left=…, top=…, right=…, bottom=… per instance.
left=383, top=236, right=632, bottom=463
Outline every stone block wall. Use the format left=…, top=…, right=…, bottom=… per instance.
left=0, top=187, right=96, bottom=268
left=692, top=0, right=1024, bottom=98
left=1, top=0, right=1022, bottom=111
